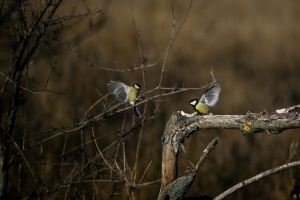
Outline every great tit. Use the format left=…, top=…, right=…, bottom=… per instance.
left=107, top=80, right=142, bottom=118
left=189, top=83, right=221, bottom=114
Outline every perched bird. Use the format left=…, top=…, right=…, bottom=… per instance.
left=189, top=83, right=221, bottom=114
left=107, top=80, right=142, bottom=118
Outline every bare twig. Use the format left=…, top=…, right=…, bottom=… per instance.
left=158, top=0, right=193, bottom=87
left=139, top=161, right=153, bottom=184
left=214, top=160, right=300, bottom=200
left=50, top=8, right=104, bottom=25
left=132, top=16, right=147, bottom=87
left=132, top=101, right=147, bottom=182
left=195, top=137, right=219, bottom=171
left=0, top=72, right=63, bottom=95
left=58, top=39, right=160, bottom=72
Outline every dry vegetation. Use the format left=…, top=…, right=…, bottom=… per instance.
left=1, top=0, right=300, bottom=199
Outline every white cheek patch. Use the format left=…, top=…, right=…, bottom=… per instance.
left=133, top=83, right=141, bottom=90
left=190, top=100, right=197, bottom=106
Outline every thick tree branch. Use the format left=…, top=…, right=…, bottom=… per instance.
left=180, top=110, right=300, bottom=135
left=158, top=137, right=219, bottom=200
left=158, top=109, right=300, bottom=200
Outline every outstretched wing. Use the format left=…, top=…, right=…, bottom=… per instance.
left=199, top=83, right=221, bottom=107
left=107, top=81, right=129, bottom=102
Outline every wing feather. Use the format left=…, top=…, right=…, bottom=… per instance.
left=107, top=81, right=129, bottom=102
left=199, top=83, right=221, bottom=107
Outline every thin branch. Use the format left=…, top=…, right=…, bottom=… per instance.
left=59, top=39, right=160, bottom=72
left=81, top=94, right=109, bottom=122
left=12, top=84, right=200, bottom=144
left=158, top=0, right=193, bottom=87
left=0, top=72, right=61, bottom=94
left=96, top=144, right=117, bottom=173
left=20, top=0, right=63, bottom=71
left=132, top=101, right=147, bottom=182
left=13, top=0, right=54, bottom=72
left=195, top=137, right=219, bottom=171
left=49, top=8, right=103, bottom=26
left=138, top=161, right=153, bottom=184
left=132, top=15, right=147, bottom=88
left=214, top=160, right=300, bottom=200
left=1, top=124, right=37, bottom=182
left=0, top=67, right=14, bottom=101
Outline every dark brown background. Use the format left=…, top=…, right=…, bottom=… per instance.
left=1, top=0, right=300, bottom=199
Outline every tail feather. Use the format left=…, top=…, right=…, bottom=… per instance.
left=133, top=106, right=142, bottom=118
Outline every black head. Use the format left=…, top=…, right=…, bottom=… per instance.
left=189, top=99, right=199, bottom=106
left=133, top=83, right=141, bottom=90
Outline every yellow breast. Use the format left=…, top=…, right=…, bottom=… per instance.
left=195, top=102, right=210, bottom=114
left=128, top=87, right=138, bottom=105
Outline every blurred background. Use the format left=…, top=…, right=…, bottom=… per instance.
left=1, top=0, right=300, bottom=199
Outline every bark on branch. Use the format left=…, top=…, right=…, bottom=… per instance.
left=158, top=110, right=300, bottom=200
